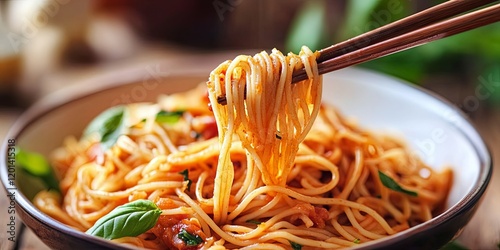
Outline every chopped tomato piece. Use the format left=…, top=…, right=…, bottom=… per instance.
left=150, top=215, right=206, bottom=250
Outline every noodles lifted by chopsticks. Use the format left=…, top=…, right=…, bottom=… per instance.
left=34, top=46, right=453, bottom=249
left=207, top=47, right=322, bottom=224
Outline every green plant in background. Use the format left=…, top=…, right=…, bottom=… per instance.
left=285, top=0, right=328, bottom=53
left=285, top=0, right=500, bottom=107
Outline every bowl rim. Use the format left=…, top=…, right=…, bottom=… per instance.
left=0, top=67, right=493, bottom=249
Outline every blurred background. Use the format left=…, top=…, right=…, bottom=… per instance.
left=0, top=0, right=499, bottom=105
left=0, top=0, right=499, bottom=249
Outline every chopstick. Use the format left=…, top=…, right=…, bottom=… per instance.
left=292, top=0, right=500, bottom=82
left=216, top=0, right=500, bottom=105
left=315, top=0, right=497, bottom=63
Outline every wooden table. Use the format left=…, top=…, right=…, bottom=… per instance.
left=1, top=66, right=499, bottom=249
left=454, top=109, right=500, bottom=248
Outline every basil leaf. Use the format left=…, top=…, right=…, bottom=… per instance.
left=289, top=241, right=302, bottom=250
left=83, top=106, right=126, bottom=151
left=440, top=241, right=469, bottom=250
left=246, top=219, right=262, bottom=225
left=156, top=110, right=184, bottom=124
left=179, top=169, right=192, bottom=191
left=16, top=149, right=60, bottom=193
left=378, top=170, right=417, bottom=197
left=354, top=238, right=361, bottom=244
left=86, top=199, right=162, bottom=240
left=178, top=229, right=203, bottom=246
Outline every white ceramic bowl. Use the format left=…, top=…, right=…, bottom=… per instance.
left=1, top=67, right=492, bottom=250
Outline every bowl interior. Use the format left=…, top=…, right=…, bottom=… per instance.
left=3, top=67, right=490, bottom=248
left=326, top=68, right=487, bottom=209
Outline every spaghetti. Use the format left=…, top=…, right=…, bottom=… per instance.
left=34, top=47, right=452, bottom=249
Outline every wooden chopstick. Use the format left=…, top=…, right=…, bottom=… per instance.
left=292, top=1, right=500, bottom=82
left=316, top=0, right=497, bottom=63
left=216, top=1, right=499, bottom=105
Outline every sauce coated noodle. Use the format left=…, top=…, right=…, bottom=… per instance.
left=35, top=47, right=452, bottom=249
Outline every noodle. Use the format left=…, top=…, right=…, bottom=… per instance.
left=34, top=46, right=452, bottom=249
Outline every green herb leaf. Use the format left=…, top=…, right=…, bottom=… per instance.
left=178, top=229, right=203, bottom=246
left=378, top=170, right=417, bottom=197
left=83, top=106, right=126, bottom=151
left=155, top=110, right=184, bottom=124
left=246, top=219, right=262, bottom=225
left=439, top=241, right=469, bottom=250
left=16, top=149, right=60, bottom=193
left=353, top=238, right=361, bottom=244
left=86, top=200, right=162, bottom=240
left=289, top=240, right=302, bottom=250
left=179, top=169, right=192, bottom=191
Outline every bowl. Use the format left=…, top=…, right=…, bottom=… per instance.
left=1, top=67, right=492, bottom=249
